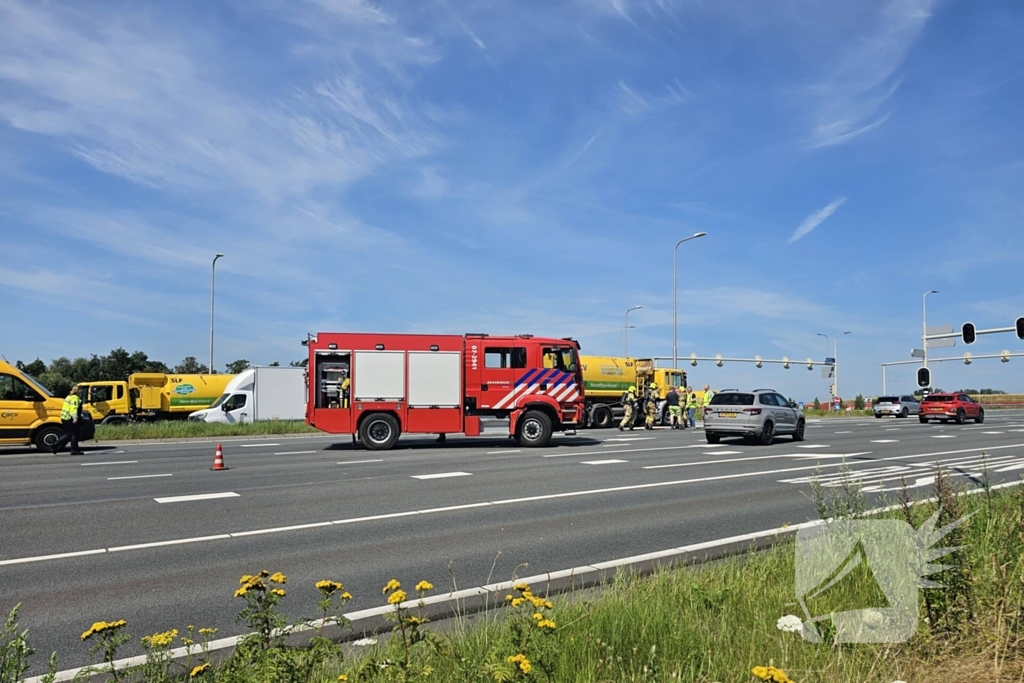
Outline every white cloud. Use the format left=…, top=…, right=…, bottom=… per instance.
left=789, top=197, right=847, bottom=243
left=614, top=80, right=689, bottom=117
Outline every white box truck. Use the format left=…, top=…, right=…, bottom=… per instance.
left=188, top=366, right=306, bottom=423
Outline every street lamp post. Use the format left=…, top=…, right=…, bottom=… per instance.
left=210, top=253, right=224, bottom=373
left=624, top=306, right=643, bottom=356
left=816, top=332, right=831, bottom=398
left=672, top=232, right=707, bottom=368
left=834, top=331, right=851, bottom=405
left=923, top=290, right=939, bottom=374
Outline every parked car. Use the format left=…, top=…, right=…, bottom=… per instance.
left=873, top=395, right=921, bottom=419
left=703, top=389, right=805, bottom=445
left=919, top=392, right=984, bottom=424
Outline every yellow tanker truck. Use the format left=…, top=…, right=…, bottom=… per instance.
left=78, top=373, right=234, bottom=424
left=579, top=356, right=686, bottom=428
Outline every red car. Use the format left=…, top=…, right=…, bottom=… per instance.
left=919, top=392, right=984, bottom=424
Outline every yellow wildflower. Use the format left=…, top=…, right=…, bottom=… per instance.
left=404, top=616, right=423, bottom=625
left=382, top=579, right=401, bottom=594
left=239, top=575, right=254, bottom=584
left=258, top=570, right=270, bottom=578
left=234, top=587, right=249, bottom=598
left=142, top=629, right=178, bottom=648
left=504, top=595, right=514, bottom=602
left=387, top=590, right=407, bottom=605
left=506, top=653, right=532, bottom=673
left=272, top=588, right=286, bottom=597
left=513, top=582, right=530, bottom=592
left=511, top=598, right=525, bottom=607
left=415, top=580, right=434, bottom=592
left=199, top=628, right=218, bottom=636
left=337, top=676, right=349, bottom=682
left=190, top=662, right=211, bottom=678
left=532, top=612, right=543, bottom=620
left=340, top=592, right=353, bottom=600
left=182, top=638, right=195, bottom=646
left=537, top=619, right=556, bottom=630
left=269, top=572, right=287, bottom=584
left=316, top=580, right=344, bottom=594
left=752, top=667, right=769, bottom=680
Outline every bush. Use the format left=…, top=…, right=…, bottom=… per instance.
left=853, top=394, right=865, bottom=410
left=812, top=397, right=821, bottom=410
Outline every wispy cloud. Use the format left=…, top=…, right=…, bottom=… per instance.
left=789, top=197, right=847, bottom=243
left=614, top=80, right=689, bottom=117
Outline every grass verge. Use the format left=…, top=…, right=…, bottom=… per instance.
left=5, top=476, right=1022, bottom=682
left=94, top=420, right=319, bottom=441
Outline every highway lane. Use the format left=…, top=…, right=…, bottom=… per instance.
left=3, top=411, right=1024, bottom=673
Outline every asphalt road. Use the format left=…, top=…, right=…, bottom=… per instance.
left=4, top=412, right=1024, bottom=673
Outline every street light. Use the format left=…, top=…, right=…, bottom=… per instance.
left=624, top=305, right=643, bottom=356
left=672, top=232, right=707, bottom=368
left=834, top=331, right=851, bottom=404
left=210, top=253, right=224, bottom=373
left=923, top=290, right=939, bottom=373
left=815, top=332, right=829, bottom=355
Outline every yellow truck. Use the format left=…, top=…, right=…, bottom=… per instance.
left=79, top=373, right=234, bottom=424
left=0, top=359, right=94, bottom=450
left=579, top=356, right=686, bottom=428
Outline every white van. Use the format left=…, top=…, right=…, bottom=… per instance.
left=189, top=367, right=306, bottom=423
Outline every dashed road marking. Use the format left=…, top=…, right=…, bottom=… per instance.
left=275, top=450, right=317, bottom=456
left=411, top=472, right=472, bottom=480
left=705, top=450, right=743, bottom=455
left=931, top=435, right=957, bottom=439
left=795, top=444, right=830, bottom=449
left=487, top=450, right=520, bottom=454
left=108, top=474, right=173, bottom=481
left=154, top=492, right=240, bottom=504
left=834, top=431, right=852, bottom=434
left=580, top=459, right=629, bottom=465
left=337, top=459, right=384, bottom=465
left=870, top=439, right=899, bottom=443
left=81, top=461, right=138, bottom=467
left=241, top=443, right=279, bottom=448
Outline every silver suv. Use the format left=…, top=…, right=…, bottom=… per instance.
left=703, top=389, right=805, bottom=445
left=872, top=395, right=920, bottom=419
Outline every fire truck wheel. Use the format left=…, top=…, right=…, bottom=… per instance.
left=517, top=410, right=553, bottom=448
left=359, top=413, right=400, bottom=450
left=590, top=405, right=613, bottom=429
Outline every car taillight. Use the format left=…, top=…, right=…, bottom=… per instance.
left=704, top=407, right=712, bottom=414
left=743, top=408, right=762, bottom=415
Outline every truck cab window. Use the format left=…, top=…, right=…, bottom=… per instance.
left=90, top=386, right=113, bottom=402
left=224, top=394, right=247, bottom=411
left=485, top=348, right=527, bottom=369
left=0, top=374, right=26, bottom=401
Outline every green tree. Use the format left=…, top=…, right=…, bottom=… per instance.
left=225, top=359, right=251, bottom=374
left=174, top=356, right=210, bottom=374
left=269, top=361, right=280, bottom=366
left=853, top=394, right=865, bottom=410
left=15, top=359, right=47, bottom=377
left=289, top=359, right=308, bottom=368
left=813, top=397, right=821, bottom=410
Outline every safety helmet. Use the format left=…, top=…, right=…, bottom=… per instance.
left=650, top=383, right=657, bottom=389
left=628, top=386, right=636, bottom=393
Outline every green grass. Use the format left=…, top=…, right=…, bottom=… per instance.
left=797, top=409, right=874, bottom=418
left=94, top=420, right=319, bottom=441
left=6, top=477, right=1021, bottom=682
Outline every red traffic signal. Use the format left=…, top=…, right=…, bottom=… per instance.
left=962, top=322, right=976, bottom=345
left=1017, top=317, right=1024, bottom=340
left=916, top=366, right=931, bottom=388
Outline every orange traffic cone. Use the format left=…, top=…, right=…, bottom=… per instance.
left=211, top=443, right=229, bottom=471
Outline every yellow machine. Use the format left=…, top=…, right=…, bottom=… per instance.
left=0, top=359, right=79, bottom=450
left=578, top=356, right=686, bottom=428
left=79, top=373, right=234, bottom=424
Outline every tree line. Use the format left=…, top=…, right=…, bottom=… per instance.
left=13, top=349, right=307, bottom=397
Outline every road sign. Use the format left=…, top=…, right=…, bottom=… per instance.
left=911, top=349, right=925, bottom=358
left=824, top=357, right=835, bottom=365
left=821, top=369, right=834, bottom=378
left=929, top=338, right=956, bottom=348
left=926, top=325, right=954, bottom=335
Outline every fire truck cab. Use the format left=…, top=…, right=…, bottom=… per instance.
left=304, top=332, right=584, bottom=450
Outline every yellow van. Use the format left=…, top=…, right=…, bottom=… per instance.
left=0, top=360, right=90, bottom=451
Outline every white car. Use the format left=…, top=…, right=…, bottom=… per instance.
left=873, top=395, right=921, bottom=419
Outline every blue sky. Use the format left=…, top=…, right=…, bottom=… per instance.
left=1, top=0, right=1022, bottom=400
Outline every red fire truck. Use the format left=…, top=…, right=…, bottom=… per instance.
left=303, top=332, right=584, bottom=450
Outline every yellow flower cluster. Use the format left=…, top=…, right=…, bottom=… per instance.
left=388, top=590, right=408, bottom=605
left=530, top=613, right=556, bottom=630
left=199, top=628, right=218, bottom=637
left=403, top=615, right=423, bottom=626
left=415, top=580, right=434, bottom=592
left=382, top=579, right=401, bottom=594
left=80, top=620, right=127, bottom=641
left=316, top=580, right=344, bottom=595
left=337, top=676, right=349, bottom=682
left=752, top=665, right=795, bottom=683
left=235, top=575, right=264, bottom=598
left=190, top=662, right=211, bottom=678
left=505, top=583, right=553, bottom=611
left=506, top=653, right=532, bottom=674
left=269, top=572, right=287, bottom=584
left=142, top=629, right=178, bottom=648
left=271, top=588, right=286, bottom=597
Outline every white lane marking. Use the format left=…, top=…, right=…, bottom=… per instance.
left=1010, top=429, right=1024, bottom=433
left=603, top=437, right=656, bottom=442
left=795, top=444, right=830, bottom=449
left=982, top=431, right=1005, bottom=435
left=108, top=474, right=173, bottom=481
left=870, top=439, right=899, bottom=443
left=488, top=450, right=521, bottom=454
left=231, top=522, right=334, bottom=537
left=337, top=459, right=384, bottom=465
left=644, top=452, right=872, bottom=471
left=885, top=428, right=901, bottom=431
left=80, top=461, right=138, bottom=467
left=834, top=431, right=852, bottom=434
left=411, top=472, right=472, bottom=480
left=154, top=492, right=240, bottom=504
left=996, top=462, right=1024, bottom=473
left=109, top=535, right=232, bottom=552
left=0, top=549, right=107, bottom=567
left=931, top=435, right=957, bottom=438
left=580, top=459, right=629, bottom=465
left=241, top=443, right=280, bottom=448
left=705, top=450, right=743, bottom=455
left=274, top=450, right=317, bottom=455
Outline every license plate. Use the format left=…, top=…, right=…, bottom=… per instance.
left=720, top=412, right=737, bottom=418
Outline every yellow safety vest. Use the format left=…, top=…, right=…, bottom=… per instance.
left=60, top=394, right=81, bottom=421
left=701, top=391, right=714, bottom=407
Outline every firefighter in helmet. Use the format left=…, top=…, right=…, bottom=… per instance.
left=340, top=369, right=350, bottom=408
left=645, top=383, right=659, bottom=430
left=618, top=386, right=637, bottom=431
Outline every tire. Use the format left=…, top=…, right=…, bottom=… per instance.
left=758, top=421, right=774, bottom=446
left=706, top=432, right=721, bottom=444
left=900, top=408, right=908, bottom=419
left=919, top=416, right=928, bottom=424
left=792, top=420, right=806, bottom=442
left=101, top=415, right=128, bottom=426
left=874, top=413, right=882, bottom=419
left=955, top=410, right=966, bottom=425
left=34, top=425, right=63, bottom=451
left=359, top=413, right=400, bottom=451
left=591, top=405, right=613, bottom=429
left=975, top=410, right=984, bottom=424
left=517, top=410, right=553, bottom=448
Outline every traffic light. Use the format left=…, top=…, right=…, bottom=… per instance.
left=1017, top=317, right=1024, bottom=340
left=917, top=366, right=931, bottom=388
left=962, top=322, right=976, bottom=345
